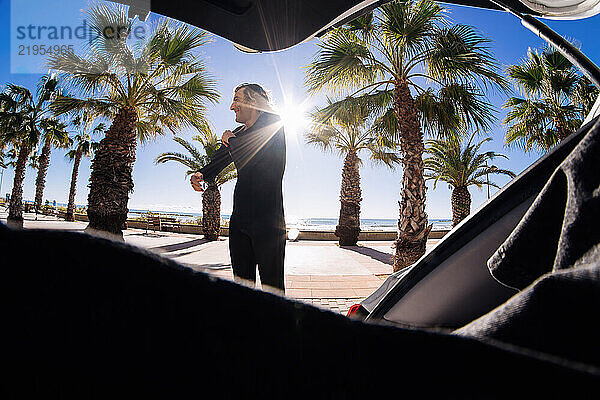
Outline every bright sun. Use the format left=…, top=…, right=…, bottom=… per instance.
left=279, top=102, right=309, bottom=137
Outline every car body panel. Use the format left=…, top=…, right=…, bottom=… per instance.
left=363, top=115, right=599, bottom=327
left=113, top=0, right=548, bottom=52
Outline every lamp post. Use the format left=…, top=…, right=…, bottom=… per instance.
left=485, top=162, right=497, bottom=199
left=0, top=169, right=3, bottom=210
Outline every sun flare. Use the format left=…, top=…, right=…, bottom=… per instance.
left=279, top=102, right=309, bottom=137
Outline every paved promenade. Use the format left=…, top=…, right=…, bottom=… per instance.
left=1, top=211, right=441, bottom=314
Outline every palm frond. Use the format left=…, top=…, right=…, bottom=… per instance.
left=543, top=47, right=573, bottom=72
left=415, top=88, right=461, bottom=137
left=369, top=106, right=398, bottom=144
left=426, top=24, right=508, bottom=91
left=40, top=118, right=71, bottom=148
left=155, top=151, right=199, bottom=169
left=438, top=83, right=496, bottom=133
left=503, top=44, right=592, bottom=153
left=91, top=122, right=106, bottom=135
left=47, top=48, right=120, bottom=95
left=161, top=72, right=220, bottom=104
left=507, top=52, right=545, bottom=96
left=345, top=12, right=375, bottom=41
left=147, top=19, right=212, bottom=70
left=365, top=139, right=400, bottom=168
left=424, top=132, right=514, bottom=189
left=36, top=74, right=61, bottom=104
left=172, top=136, right=204, bottom=161
left=135, top=118, right=164, bottom=144
left=64, top=149, right=78, bottom=161
left=84, top=2, right=133, bottom=60
left=155, top=133, right=236, bottom=186
left=312, top=92, right=390, bottom=129
left=380, top=0, right=445, bottom=60
left=51, top=95, right=115, bottom=119
left=305, top=121, right=339, bottom=153
left=306, top=28, right=378, bottom=95
left=572, top=76, right=599, bottom=115
left=216, top=163, right=237, bottom=185
left=6, top=84, right=33, bottom=107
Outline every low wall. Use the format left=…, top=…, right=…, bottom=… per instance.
left=64, top=213, right=450, bottom=241
left=294, top=229, right=449, bottom=241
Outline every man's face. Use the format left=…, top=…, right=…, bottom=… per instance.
left=230, top=88, right=253, bottom=123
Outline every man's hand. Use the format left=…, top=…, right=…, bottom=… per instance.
left=190, top=172, right=205, bottom=192
left=221, top=130, right=236, bottom=147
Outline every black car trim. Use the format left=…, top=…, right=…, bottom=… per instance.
left=113, top=0, right=541, bottom=52
left=365, top=115, right=599, bottom=322
left=490, top=0, right=600, bottom=89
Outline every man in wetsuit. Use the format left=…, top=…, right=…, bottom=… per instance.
left=190, top=83, right=286, bottom=292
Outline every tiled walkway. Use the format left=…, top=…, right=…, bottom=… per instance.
left=143, top=235, right=398, bottom=314
left=2, top=211, right=442, bottom=315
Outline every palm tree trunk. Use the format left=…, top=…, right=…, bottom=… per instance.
left=65, top=149, right=82, bottom=222
left=34, top=140, right=52, bottom=213
left=393, top=79, right=432, bottom=271
left=451, top=185, right=471, bottom=227
left=335, top=150, right=361, bottom=246
left=7, top=143, right=32, bottom=226
left=554, top=117, right=570, bottom=141
left=86, top=106, right=138, bottom=239
left=202, top=182, right=221, bottom=241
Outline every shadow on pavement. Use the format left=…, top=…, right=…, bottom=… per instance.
left=185, top=262, right=231, bottom=270
left=340, top=245, right=393, bottom=265
left=128, top=232, right=171, bottom=238
left=150, top=238, right=210, bottom=253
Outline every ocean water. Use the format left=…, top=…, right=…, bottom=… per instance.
left=126, top=209, right=452, bottom=231
left=37, top=202, right=452, bottom=231
left=291, top=217, right=452, bottom=231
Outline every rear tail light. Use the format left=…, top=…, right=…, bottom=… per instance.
left=347, top=303, right=362, bottom=317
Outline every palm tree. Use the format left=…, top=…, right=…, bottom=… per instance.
left=2, top=147, right=40, bottom=170
left=0, top=75, right=61, bottom=226
left=155, top=126, right=236, bottom=241
left=305, top=0, right=506, bottom=270
left=308, top=97, right=398, bottom=245
left=0, top=145, right=7, bottom=169
left=424, top=132, right=515, bottom=226
left=33, top=118, right=71, bottom=213
left=1, top=147, right=22, bottom=169
left=64, top=113, right=104, bottom=222
left=1, top=146, right=40, bottom=213
left=48, top=3, right=219, bottom=238
left=504, top=46, right=599, bottom=153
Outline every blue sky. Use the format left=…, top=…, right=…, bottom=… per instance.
left=1, top=0, right=599, bottom=222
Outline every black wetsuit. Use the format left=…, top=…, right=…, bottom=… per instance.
left=198, top=112, right=286, bottom=290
